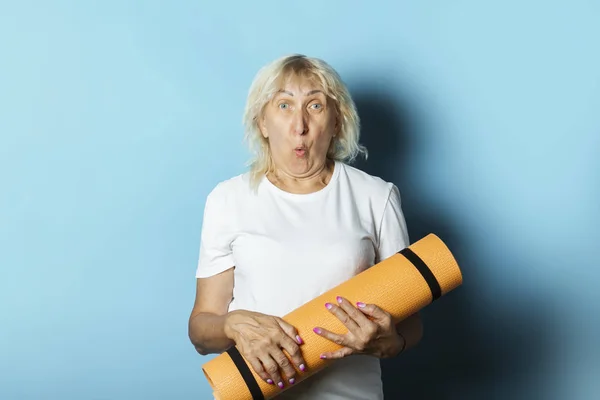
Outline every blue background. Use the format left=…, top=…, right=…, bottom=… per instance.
left=1, top=1, right=598, bottom=399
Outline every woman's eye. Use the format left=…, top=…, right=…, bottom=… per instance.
left=278, top=103, right=289, bottom=109
left=310, top=103, right=322, bottom=110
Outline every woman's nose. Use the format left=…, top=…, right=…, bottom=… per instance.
left=292, top=110, right=307, bottom=135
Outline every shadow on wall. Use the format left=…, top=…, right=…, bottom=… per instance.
left=350, top=87, right=553, bottom=400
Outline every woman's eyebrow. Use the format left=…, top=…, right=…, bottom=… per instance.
left=275, top=89, right=324, bottom=96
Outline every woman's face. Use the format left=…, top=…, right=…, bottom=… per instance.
left=260, top=73, right=337, bottom=178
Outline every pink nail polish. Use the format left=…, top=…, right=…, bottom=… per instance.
left=296, top=335, right=303, bottom=344
left=336, top=296, right=342, bottom=303
left=357, top=302, right=366, bottom=308
left=299, top=364, right=305, bottom=371
left=325, top=302, right=332, bottom=310
left=267, top=379, right=273, bottom=384
left=320, top=355, right=327, bottom=359
left=313, top=327, right=321, bottom=334
left=289, top=378, right=295, bottom=384
left=278, top=382, right=284, bottom=389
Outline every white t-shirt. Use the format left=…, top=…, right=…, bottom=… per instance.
left=196, top=160, right=410, bottom=399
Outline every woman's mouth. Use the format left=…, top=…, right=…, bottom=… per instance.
left=294, top=147, right=306, bottom=157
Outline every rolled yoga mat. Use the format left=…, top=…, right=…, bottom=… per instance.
left=201, top=233, right=463, bottom=400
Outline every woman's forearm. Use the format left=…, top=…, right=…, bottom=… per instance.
left=396, top=312, right=423, bottom=351
left=188, top=311, right=235, bottom=355
left=190, top=310, right=422, bottom=357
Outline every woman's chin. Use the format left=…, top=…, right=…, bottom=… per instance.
left=275, top=154, right=327, bottom=177
left=281, top=158, right=312, bottom=175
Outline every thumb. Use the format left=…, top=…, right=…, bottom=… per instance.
left=276, top=317, right=303, bottom=345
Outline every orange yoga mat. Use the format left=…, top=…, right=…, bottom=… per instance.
left=201, top=233, right=463, bottom=400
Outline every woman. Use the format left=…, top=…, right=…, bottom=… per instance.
left=188, top=54, right=423, bottom=399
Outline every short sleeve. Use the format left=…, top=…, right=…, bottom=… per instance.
left=376, top=184, right=410, bottom=262
left=195, top=185, right=236, bottom=278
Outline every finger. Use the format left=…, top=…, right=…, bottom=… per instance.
left=356, top=301, right=392, bottom=324
left=335, top=296, right=374, bottom=328
left=247, top=356, right=273, bottom=385
left=313, top=326, right=349, bottom=348
left=278, top=333, right=306, bottom=373
left=269, top=347, right=298, bottom=386
left=259, top=354, right=285, bottom=389
left=325, top=301, right=360, bottom=334
left=275, top=317, right=304, bottom=345
left=319, top=346, right=354, bottom=360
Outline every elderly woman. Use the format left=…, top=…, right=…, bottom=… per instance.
left=188, top=54, right=423, bottom=399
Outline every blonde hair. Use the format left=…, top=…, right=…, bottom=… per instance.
left=242, top=54, right=367, bottom=189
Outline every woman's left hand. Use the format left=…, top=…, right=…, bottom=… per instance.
left=312, top=296, right=404, bottom=359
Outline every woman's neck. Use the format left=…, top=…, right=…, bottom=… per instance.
left=267, top=159, right=334, bottom=194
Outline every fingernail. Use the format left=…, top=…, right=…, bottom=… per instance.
left=336, top=296, right=343, bottom=303
left=313, top=327, right=321, bottom=334
left=299, top=363, right=305, bottom=371
left=296, top=335, right=303, bottom=344
left=267, top=379, right=273, bottom=384
left=325, top=302, right=332, bottom=310
left=320, top=355, right=327, bottom=359
left=278, top=382, right=284, bottom=389
left=289, top=378, right=295, bottom=384
left=357, top=302, right=366, bottom=308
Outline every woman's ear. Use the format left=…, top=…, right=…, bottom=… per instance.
left=257, top=115, right=268, bottom=139
left=334, top=112, right=341, bottom=137
left=333, top=102, right=342, bottom=133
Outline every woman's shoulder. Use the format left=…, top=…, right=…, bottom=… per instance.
left=337, top=161, right=396, bottom=198
left=206, top=172, right=252, bottom=201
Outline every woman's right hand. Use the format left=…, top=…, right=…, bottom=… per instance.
left=224, top=310, right=306, bottom=389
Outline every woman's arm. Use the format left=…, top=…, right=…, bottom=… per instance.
left=188, top=267, right=307, bottom=387
left=377, top=184, right=423, bottom=354
left=188, top=267, right=236, bottom=355
left=396, top=312, right=423, bottom=353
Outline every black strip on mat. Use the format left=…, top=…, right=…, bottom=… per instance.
left=226, top=346, right=265, bottom=400
left=399, top=247, right=442, bottom=301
